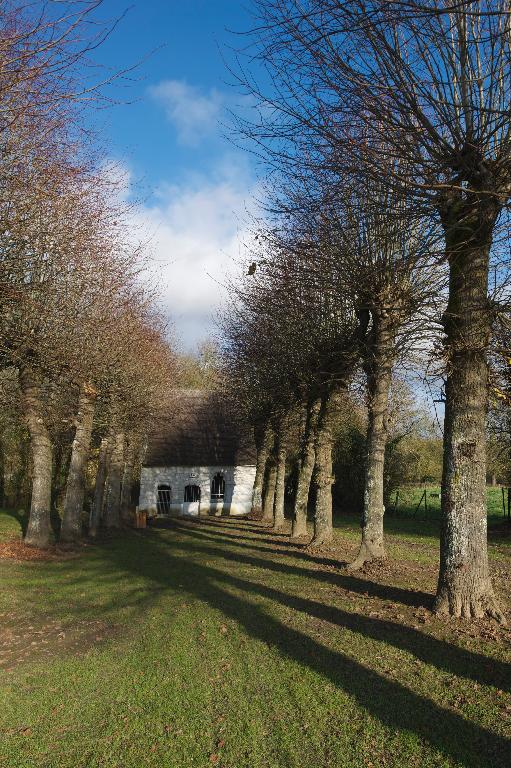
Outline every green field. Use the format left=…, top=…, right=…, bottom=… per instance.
left=388, top=485, right=509, bottom=521
left=0, top=508, right=510, bottom=768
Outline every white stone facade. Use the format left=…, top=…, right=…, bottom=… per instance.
left=139, top=465, right=256, bottom=517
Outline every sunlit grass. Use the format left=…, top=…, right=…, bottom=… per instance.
left=0, top=509, right=509, bottom=768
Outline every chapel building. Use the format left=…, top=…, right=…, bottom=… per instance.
left=138, top=389, right=256, bottom=517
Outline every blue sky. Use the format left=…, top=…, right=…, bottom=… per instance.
left=84, top=2, right=441, bottom=417
left=91, top=1, right=262, bottom=350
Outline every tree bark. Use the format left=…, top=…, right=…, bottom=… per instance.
left=19, top=367, right=53, bottom=548
left=104, top=431, right=125, bottom=529
left=291, top=398, right=321, bottom=539
left=349, top=316, right=394, bottom=570
left=60, top=384, right=97, bottom=543
left=434, top=212, right=505, bottom=623
left=310, top=393, right=337, bottom=548
left=89, top=436, right=109, bottom=537
left=262, top=456, right=277, bottom=524
left=252, top=421, right=273, bottom=515
left=273, top=414, right=288, bottom=530
left=120, top=434, right=137, bottom=526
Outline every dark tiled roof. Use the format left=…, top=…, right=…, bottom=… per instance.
left=143, top=389, right=256, bottom=467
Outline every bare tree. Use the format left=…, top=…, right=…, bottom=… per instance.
left=238, top=0, right=511, bottom=620
left=222, top=226, right=364, bottom=544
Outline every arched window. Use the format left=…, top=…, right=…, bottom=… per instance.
left=157, top=484, right=172, bottom=514
left=211, top=473, right=225, bottom=501
left=184, top=484, right=201, bottom=502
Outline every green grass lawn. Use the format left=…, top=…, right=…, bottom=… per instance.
left=0, top=508, right=510, bottom=768
left=389, top=485, right=508, bottom=521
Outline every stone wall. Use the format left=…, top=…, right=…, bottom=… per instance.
left=139, top=465, right=256, bottom=517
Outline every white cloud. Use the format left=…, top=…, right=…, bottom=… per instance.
left=135, top=157, right=260, bottom=350
left=149, top=79, right=223, bottom=146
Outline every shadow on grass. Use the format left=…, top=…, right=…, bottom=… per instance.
left=168, top=521, right=433, bottom=608
left=92, top=522, right=511, bottom=768
left=165, top=517, right=351, bottom=567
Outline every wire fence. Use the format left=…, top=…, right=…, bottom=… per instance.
left=387, top=485, right=510, bottom=521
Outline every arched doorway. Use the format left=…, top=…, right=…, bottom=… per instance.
left=157, top=484, right=172, bottom=514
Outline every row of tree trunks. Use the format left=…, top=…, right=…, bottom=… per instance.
left=291, top=398, right=321, bottom=538
left=272, top=414, right=289, bottom=530
left=252, top=421, right=274, bottom=515
left=104, top=430, right=125, bottom=529
left=89, top=436, right=110, bottom=538
left=60, top=384, right=97, bottom=542
left=121, top=437, right=136, bottom=526
left=19, top=364, right=137, bottom=546
left=254, top=380, right=391, bottom=552
left=255, top=393, right=340, bottom=545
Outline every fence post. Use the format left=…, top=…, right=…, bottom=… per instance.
left=414, top=490, right=426, bottom=517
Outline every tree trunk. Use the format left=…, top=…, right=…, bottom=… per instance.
left=434, top=215, right=505, bottom=622
left=262, top=457, right=277, bottom=524
left=60, top=384, right=97, bottom=543
left=19, top=367, right=53, bottom=548
left=120, top=434, right=136, bottom=526
left=310, top=394, right=336, bottom=547
left=104, top=431, right=125, bottom=529
left=292, top=398, right=321, bottom=539
left=252, top=421, right=273, bottom=515
left=273, top=415, right=288, bottom=530
left=89, top=436, right=109, bottom=538
left=349, top=317, right=394, bottom=570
